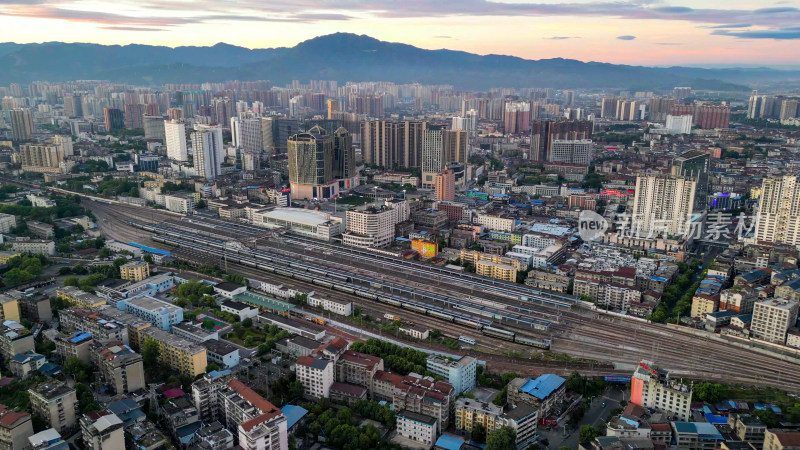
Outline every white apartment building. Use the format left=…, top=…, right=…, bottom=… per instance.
left=631, top=361, right=692, bottom=421
left=754, top=176, right=800, bottom=246
left=396, top=410, right=438, bottom=446
left=307, top=294, right=352, bottom=316
left=548, top=139, right=593, bottom=165
left=343, top=204, right=404, bottom=248
left=751, top=298, right=800, bottom=345
left=11, top=239, right=55, bottom=256
left=0, top=213, right=17, bottom=233
left=192, top=124, right=224, bottom=179
left=665, top=114, right=693, bottom=134
left=164, top=194, right=195, bottom=214
left=521, top=233, right=562, bottom=249
left=164, top=120, right=188, bottom=161
left=631, top=175, right=696, bottom=238
left=475, top=213, right=516, bottom=232
left=295, top=356, right=334, bottom=400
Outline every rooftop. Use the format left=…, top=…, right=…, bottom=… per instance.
left=397, top=409, right=437, bottom=426
left=519, top=374, right=565, bottom=400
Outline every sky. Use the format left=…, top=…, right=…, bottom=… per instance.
left=1, top=0, right=799, bottom=66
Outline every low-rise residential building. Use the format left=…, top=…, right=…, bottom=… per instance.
left=307, top=294, right=353, bottom=316
left=54, top=331, right=93, bottom=364
left=670, top=422, right=724, bottom=449
left=751, top=298, right=800, bottom=345
left=58, top=308, right=133, bottom=345
left=0, top=404, right=33, bottom=450
left=138, top=327, right=207, bottom=376
left=630, top=361, right=692, bottom=421
left=80, top=411, right=125, bottom=450
left=201, top=340, right=240, bottom=369
left=10, top=239, right=55, bottom=256
left=92, top=340, right=145, bottom=394
left=728, top=413, right=766, bottom=448
left=399, top=323, right=431, bottom=340
left=164, top=194, right=195, bottom=214
left=192, top=421, right=234, bottom=449
left=720, top=286, right=758, bottom=314
left=455, top=398, right=503, bottom=432
left=476, top=260, right=517, bottom=282
left=296, top=356, right=334, bottom=400
left=335, top=350, right=384, bottom=392
left=0, top=320, right=34, bottom=360
left=396, top=410, right=438, bottom=446
left=507, top=374, right=566, bottom=417
left=57, top=286, right=106, bottom=308
left=426, top=355, right=477, bottom=395
left=691, top=293, right=720, bottom=318
left=172, top=321, right=219, bottom=343
left=329, top=382, right=368, bottom=406
left=117, top=295, right=183, bottom=331
left=28, top=428, right=67, bottom=450
left=28, top=382, right=79, bottom=435
left=8, top=350, right=45, bottom=378
left=393, top=375, right=454, bottom=433
left=119, top=262, right=150, bottom=282
left=220, top=300, right=259, bottom=321
left=213, top=282, right=247, bottom=299
left=764, top=429, right=800, bottom=450
left=0, top=214, right=16, bottom=233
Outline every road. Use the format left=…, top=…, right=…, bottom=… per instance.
left=542, top=386, right=625, bottom=449
left=83, top=200, right=800, bottom=392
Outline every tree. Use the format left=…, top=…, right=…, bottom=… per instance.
left=579, top=425, right=599, bottom=444
left=75, top=382, right=98, bottom=413
left=63, top=357, right=90, bottom=381
left=58, top=266, right=73, bottom=275
left=471, top=423, right=487, bottom=444
left=486, top=426, right=516, bottom=450
left=693, top=382, right=726, bottom=404
left=98, top=247, right=112, bottom=259
left=242, top=318, right=253, bottom=328
left=206, top=362, right=221, bottom=373
left=141, top=339, right=160, bottom=368
left=143, top=253, right=154, bottom=263
left=201, top=318, right=216, bottom=330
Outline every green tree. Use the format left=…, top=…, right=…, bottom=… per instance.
left=58, top=266, right=73, bottom=276
left=754, top=409, right=780, bottom=428
left=201, top=318, right=216, bottom=330
left=693, top=382, right=727, bottom=403
left=486, top=426, right=516, bottom=450
left=141, top=339, right=160, bottom=368
left=472, top=422, right=487, bottom=444
left=579, top=425, right=599, bottom=444
left=75, top=382, right=98, bottom=413
left=143, top=253, right=154, bottom=263
left=98, top=247, right=112, bottom=259
left=242, top=318, right=253, bottom=328
left=63, top=357, right=91, bottom=381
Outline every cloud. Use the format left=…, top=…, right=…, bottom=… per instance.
left=704, top=23, right=752, bottom=29
left=101, top=26, right=165, bottom=31
left=1, top=0, right=800, bottom=41
left=617, top=35, right=637, bottom=40
left=657, top=42, right=682, bottom=45
left=545, top=36, right=580, bottom=40
left=712, top=29, right=800, bottom=39
left=433, top=35, right=453, bottom=39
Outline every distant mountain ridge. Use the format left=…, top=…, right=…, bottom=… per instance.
left=1, top=33, right=798, bottom=90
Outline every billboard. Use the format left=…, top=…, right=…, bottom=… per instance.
left=604, top=376, right=632, bottom=383
left=411, top=239, right=437, bottom=258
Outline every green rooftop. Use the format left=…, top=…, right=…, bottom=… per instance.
left=234, top=291, right=295, bottom=314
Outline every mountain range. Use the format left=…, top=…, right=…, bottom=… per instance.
left=1, top=33, right=799, bottom=90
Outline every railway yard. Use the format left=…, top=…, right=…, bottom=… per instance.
left=89, top=200, right=800, bottom=392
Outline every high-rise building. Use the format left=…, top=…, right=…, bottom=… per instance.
left=191, top=124, right=224, bottom=179
left=230, top=116, right=242, bottom=147
left=164, top=120, right=188, bottom=161
left=262, top=117, right=301, bottom=156
left=435, top=167, right=455, bottom=202
left=343, top=200, right=409, bottom=248
left=103, top=108, right=124, bottom=131
left=123, top=104, right=145, bottom=129
left=240, top=118, right=264, bottom=154
left=673, top=87, right=692, bottom=100
left=332, top=127, right=355, bottom=180
left=548, top=139, right=593, bottom=165
left=421, top=125, right=445, bottom=189
left=751, top=298, right=799, bottom=344
left=600, top=97, right=618, bottom=118
left=695, top=105, right=730, bottom=129
left=443, top=129, right=468, bottom=165
left=64, top=94, right=83, bottom=118
left=360, top=120, right=427, bottom=168
left=780, top=99, right=799, bottom=121
left=671, top=150, right=709, bottom=212
left=287, top=126, right=335, bottom=200
left=747, top=91, right=761, bottom=119
left=649, top=97, right=676, bottom=122
left=10, top=108, right=33, bottom=142
left=143, top=115, right=166, bottom=141
left=754, top=176, right=800, bottom=246
left=530, top=119, right=593, bottom=161
left=630, top=361, right=692, bottom=421
left=326, top=99, right=339, bottom=119
left=19, top=144, right=66, bottom=171
left=617, top=100, right=638, bottom=121
left=504, top=101, right=530, bottom=134
left=632, top=175, right=697, bottom=238
left=28, top=382, right=79, bottom=435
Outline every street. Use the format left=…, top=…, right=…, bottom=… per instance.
left=542, top=386, right=626, bottom=449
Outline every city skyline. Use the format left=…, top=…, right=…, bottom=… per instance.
left=1, top=0, right=799, bottom=66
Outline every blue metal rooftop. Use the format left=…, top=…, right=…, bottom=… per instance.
left=520, top=374, right=565, bottom=400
